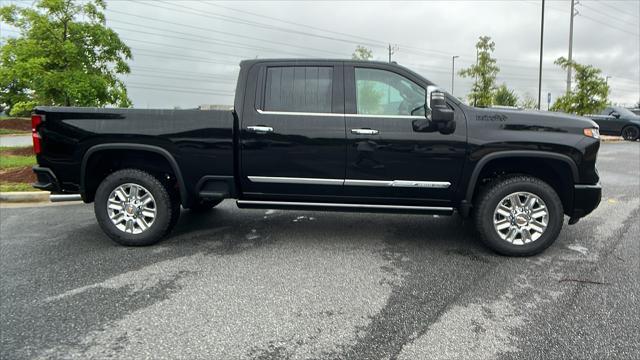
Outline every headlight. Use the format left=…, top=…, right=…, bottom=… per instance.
left=583, top=127, right=600, bottom=139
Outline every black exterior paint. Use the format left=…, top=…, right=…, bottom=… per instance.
left=33, top=59, right=601, bottom=218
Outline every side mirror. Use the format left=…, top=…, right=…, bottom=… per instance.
left=429, top=91, right=454, bottom=123
left=611, top=111, right=620, bottom=118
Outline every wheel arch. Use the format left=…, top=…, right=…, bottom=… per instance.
left=463, top=151, right=579, bottom=215
left=81, top=143, right=189, bottom=206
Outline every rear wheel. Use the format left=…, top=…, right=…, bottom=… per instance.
left=474, top=175, right=564, bottom=256
left=94, top=169, right=179, bottom=246
left=621, top=126, right=639, bottom=141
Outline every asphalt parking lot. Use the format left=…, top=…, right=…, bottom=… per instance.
left=1, top=142, right=638, bottom=359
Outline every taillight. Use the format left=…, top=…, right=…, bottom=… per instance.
left=31, top=114, right=42, bottom=154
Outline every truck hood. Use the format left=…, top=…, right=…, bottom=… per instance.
left=471, top=107, right=598, bottom=135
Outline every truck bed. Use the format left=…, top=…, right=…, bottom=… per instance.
left=33, top=106, right=235, bottom=204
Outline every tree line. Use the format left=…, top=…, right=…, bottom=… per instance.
left=354, top=36, right=614, bottom=116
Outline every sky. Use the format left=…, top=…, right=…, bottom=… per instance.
left=2, top=0, right=639, bottom=109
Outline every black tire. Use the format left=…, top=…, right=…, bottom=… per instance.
left=165, top=187, right=181, bottom=235
left=188, top=199, right=223, bottom=212
left=474, top=175, right=564, bottom=256
left=621, top=126, right=639, bottom=141
left=94, top=169, right=179, bottom=246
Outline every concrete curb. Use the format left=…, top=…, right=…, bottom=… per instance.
left=0, top=191, right=49, bottom=203
left=601, top=136, right=624, bottom=143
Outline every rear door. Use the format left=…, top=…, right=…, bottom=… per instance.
left=240, top=61, right=346, bottom=200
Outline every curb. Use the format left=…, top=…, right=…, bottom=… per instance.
left=0, top=191, right=49, bottom=203
left=601, top=136, right=624, bottom=143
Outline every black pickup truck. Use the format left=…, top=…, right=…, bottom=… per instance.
left=32, top=59, right=602, bottom=256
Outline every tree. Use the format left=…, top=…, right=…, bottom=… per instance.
left=351, top=46, right=382, bottom=113
left=550, top=57, right=609, bottom=115
left=459, top=36, right=499, bottom=107
left=0, top=0, right=132, bottom=116
left=493, top=84, right=519, bottom=107
left=352, top=45, right=373, bottom=61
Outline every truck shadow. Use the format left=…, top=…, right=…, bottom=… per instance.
left=166, top=204, right=486, bottom=257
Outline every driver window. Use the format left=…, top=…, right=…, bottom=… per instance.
left=355, top=68, right=425, bottom=116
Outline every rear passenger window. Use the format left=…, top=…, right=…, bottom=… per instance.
left=264, top=66, right=333, bottom=113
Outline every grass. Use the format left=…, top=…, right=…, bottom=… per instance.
left=0, top=116, right=29, bottom=121
left=0, top=182, right=36, bottom=192
left=0, top=128, right=29, bottom=135
left=0, top=145, right=32, bottom=151
left=0, top=154, right=36, bottom=170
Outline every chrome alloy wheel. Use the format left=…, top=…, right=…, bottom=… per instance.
left=107, top=183, right=157, bottom=234
left=493, top=192, right=549, bottom=245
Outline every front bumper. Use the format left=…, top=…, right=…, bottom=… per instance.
left=570, top=183, right=602, bottom=221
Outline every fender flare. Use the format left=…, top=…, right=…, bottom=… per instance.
left=464, top=150, right=579, bottom=203
left=81, top=143, right=189, bottom=205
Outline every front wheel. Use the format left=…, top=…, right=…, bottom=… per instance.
left=621, top=126, right=639, bottom=141
left=94, top=169, right=179, bottom=246
left=474, top=176, right=564, bottom=256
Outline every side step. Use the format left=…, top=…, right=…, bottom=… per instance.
left=236, top=200, right=454, bottom=215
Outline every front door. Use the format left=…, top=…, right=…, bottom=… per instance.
left=344, top=65, right=467, bottom=206
left=240, top=62, right=346, bottom=200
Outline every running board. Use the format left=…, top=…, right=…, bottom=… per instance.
left=236, top=200, right=454, bottom=215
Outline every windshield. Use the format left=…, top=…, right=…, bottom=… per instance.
left=611, top=107, right=637, bottom=117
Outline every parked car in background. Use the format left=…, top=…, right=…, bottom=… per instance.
left=590, top=106, right=640, bottom=141
left=629, top=108, right=640, bottom=116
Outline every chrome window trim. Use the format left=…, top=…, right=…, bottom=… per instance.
left=349, top=114, right=425, bottom=119
left=256, top=109, right=424, bottom=119
left=237, top=200, right=453, bottom=212
left=256, top=109, right=343, bottom=117
left=248, top=176, right=451, bottom=189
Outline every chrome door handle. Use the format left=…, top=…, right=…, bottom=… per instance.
left=247, top=125, right=274, bottom=134
left=351, top=128, right=379, bottom=135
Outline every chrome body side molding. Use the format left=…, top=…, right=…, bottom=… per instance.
left=247, top=176, right=343, bottom=186
left=344, top=179, right=451, bottom=188
left=247, top=176, right=451, bottom=189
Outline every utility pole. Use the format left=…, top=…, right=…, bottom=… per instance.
left=605, top=75, right=611, bottom=85
left=451, top=55, right=459, bottom=96
left=566, top=0, right=578, bottom=94
left=388, top=44, right=398, bottom=63
left=474, top=48, right=478, bottom=106
left=537, top=0, right=545, bottom=110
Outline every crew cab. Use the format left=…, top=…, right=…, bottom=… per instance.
left=32, top=59, right=602, bottom=256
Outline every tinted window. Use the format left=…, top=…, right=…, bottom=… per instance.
left=264, top=66, right=333, bottom=113
left=355, top=68, right=425, bottom=116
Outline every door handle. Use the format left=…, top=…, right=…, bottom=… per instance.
left=351, top=128, right=379, bottom=135
left=247, top=125, right=274, bottom=134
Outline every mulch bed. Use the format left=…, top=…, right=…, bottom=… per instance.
left=0, top=166, right=36, bottom=183
left=1, top=147, right=34, bottom=156
left=0, top=118, right=31, bottom=132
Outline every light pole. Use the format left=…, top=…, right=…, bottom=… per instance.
left=605, top=75, right=611, bottom=85
left=451, top=55, right=459, bottom=96
left=537, top=0, right=545, bottom=110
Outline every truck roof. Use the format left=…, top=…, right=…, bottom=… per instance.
left=239, top=58, right=435, bottom=86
